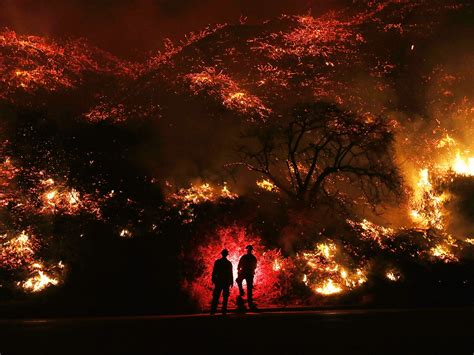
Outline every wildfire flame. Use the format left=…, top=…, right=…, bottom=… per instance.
left=32, top=176, right=102, bottom=217
left=167, top=182, right=237, bottom=223
left=20, top=269, right=59, bottom=293
left=315, top=279, right=342, bottom=295
left=169, top=183, right=237, bottom=205
left=430, top=244, right=458, bottom=263
left=1, top=231, right=64, bottom=292
left=299, top=242, right=367, bottom=297
left=410, top=168, right=448, bottom=230
left=119, top=229, right=133, bottom=238
left=257, top=179, right=278, bottom=192
left=452, top=152, right=474, bottom=176
left=386, top=270, right=401, bottom=282
left=347, top=219, right=395, bottom=249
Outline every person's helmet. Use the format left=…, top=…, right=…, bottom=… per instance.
left=245, top=245, right=253, bottom=251
left=221, top=249, right=229, bottom=257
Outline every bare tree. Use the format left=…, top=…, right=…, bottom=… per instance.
left=238, top=102, right=402, bottom=208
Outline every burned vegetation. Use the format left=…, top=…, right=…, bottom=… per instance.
left=0, top=0, right=473, bottom=314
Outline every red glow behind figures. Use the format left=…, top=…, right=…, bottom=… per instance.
left=186, top=225, right=290, bottom=310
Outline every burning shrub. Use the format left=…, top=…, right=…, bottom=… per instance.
left=0, top=231, right=64, bottom=292
left=0, top=29, right=133, bottom=101
left=296, top=241, right=368, bottom=296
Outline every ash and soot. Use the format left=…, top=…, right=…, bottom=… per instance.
left=0, top=0, right=474, bottom=323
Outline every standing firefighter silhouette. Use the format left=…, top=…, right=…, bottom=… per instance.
left=236, top=245, right=258, bottom=310
left=210, top=249, right=233, bottom=315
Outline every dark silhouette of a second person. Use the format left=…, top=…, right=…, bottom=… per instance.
left=210, top=249, right=233, bottom=315
left=236, top=245, right=257, bottom=309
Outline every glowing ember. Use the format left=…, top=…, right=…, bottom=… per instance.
left=0, top=156, right=20, bottom=207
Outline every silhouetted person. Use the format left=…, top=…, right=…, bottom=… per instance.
left=236, top=245, right=257, bottom=309
left=210, top=249, right=233, bottom=315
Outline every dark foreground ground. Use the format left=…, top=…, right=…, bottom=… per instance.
left=0, top=307, right=473, bottom=354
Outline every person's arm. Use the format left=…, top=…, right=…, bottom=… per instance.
left=229, top=263, right=233, bottom=287
left=211, top=261, right=218, bottom=284
left=237, top=257, right=243, bottom=272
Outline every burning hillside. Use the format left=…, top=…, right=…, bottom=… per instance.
left=0, top=0, right=473, bottom=312
left=0, top=30, right=136, bottom=104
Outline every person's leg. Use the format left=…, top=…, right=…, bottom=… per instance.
left=222, top=287, right=230, bottom=314
left=246, top=277, right=254, bottom=305
left=210, top=286, right=222, bottom=314
left=236, top=274, right=245, bottom=296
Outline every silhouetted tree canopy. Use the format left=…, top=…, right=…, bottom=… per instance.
left=238, top=102, right=402, bottom=208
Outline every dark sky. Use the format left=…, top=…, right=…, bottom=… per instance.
left=0, top=0, right=345, bottom=59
